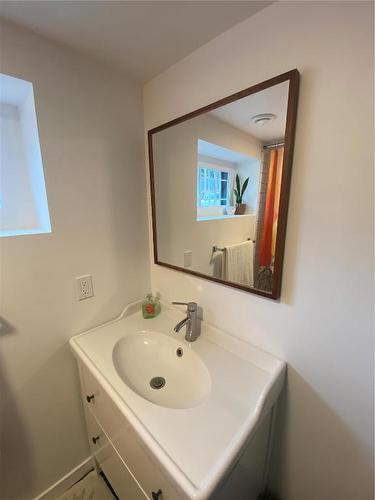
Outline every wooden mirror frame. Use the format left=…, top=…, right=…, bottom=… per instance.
left=148, top=69, right=299, bottom=299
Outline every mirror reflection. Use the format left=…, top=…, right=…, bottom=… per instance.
left=150, top=78, right=293, bottom=295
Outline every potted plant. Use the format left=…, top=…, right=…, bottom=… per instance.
left=234, top=174, right=249, bottom=214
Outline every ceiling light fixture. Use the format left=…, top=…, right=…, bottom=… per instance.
left=251, top=113, right=276, bottom=126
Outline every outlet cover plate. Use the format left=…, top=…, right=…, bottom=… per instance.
left=184, top=250, right=192, bottom=268
left=75, top=274, right=94, bottom=301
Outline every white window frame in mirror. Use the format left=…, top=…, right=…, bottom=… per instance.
left=196, top=155, right=235, bottom=220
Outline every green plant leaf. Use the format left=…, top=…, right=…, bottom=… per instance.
left=235, top=174, right=241, bottom=194
left=241, top=177, right=249, bottom=199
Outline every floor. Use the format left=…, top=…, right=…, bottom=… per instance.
left=58, top=471, right=115, bottom=500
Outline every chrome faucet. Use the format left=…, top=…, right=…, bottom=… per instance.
left=172, top=301, right=200, bottom=342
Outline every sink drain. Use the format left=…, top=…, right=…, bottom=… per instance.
left=150, top=376, right=166, bottom=389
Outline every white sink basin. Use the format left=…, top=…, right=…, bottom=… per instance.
left=112, top=332, right=211, bottom=409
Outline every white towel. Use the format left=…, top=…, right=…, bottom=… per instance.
left=224, top=241, right=254, bottom=287
left=211, top=251, right=224, bottom=279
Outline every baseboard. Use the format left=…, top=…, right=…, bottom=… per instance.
left=33, top=456, right=94, bottom=500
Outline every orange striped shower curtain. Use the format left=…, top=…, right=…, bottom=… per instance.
left=259, top=147, right=284, bottom=267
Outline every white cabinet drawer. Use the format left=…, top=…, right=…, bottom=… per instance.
left=81, top=362, right=128, bottom=442
left=80, top=364, right=186, bottom=500
left=84, top=407, right=147, bottom=500
left=111, top=422, right=183, bottom=500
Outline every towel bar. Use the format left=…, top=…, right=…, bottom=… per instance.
left=213, top=239, right=255, bottom=253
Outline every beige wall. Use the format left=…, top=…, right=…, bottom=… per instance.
left=153, top=112, right=260, bottom=275
left=0, top=21, right=150, bottom=498
left=144, top=2, right=374, bottom=499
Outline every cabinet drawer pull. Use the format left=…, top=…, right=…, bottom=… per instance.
left=92, top=435, right=100, bottom=444
left=86, top=394, right=95, bottom=403
left=152, top=489, right=162, bottom=499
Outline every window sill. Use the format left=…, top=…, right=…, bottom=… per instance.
left=196, top=214, right=254, bottom=222
left=0, top=227, right=52, bottom=237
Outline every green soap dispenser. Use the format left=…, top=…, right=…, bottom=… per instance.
left=142, top=294, right=161, bottom=319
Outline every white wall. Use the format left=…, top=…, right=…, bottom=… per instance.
left=144, top=2, right=374, bottom=499
left=0, top=21, right=150, bottom=499
left=153, top=112, right=260, bottom=275
left=237, top=159, right=260, bottom=214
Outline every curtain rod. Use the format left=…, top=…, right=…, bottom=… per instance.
left=263, top=142, right=284, bottom=150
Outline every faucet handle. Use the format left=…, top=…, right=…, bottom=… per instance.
left=172, top=301, right=197, bottom=312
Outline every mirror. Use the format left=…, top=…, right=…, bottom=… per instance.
left=148, top=70, right=299, bottom=299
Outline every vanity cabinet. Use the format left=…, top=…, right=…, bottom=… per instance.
left=79, top=362, right=186, bottom=500
left=71, top=305, right=285, bottom=500
left=78, top=360, right=275, bottom=500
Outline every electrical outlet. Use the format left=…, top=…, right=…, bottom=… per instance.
left=184, top=250, right=192, bottom=268
left=75, top=274, right=94, bottom=301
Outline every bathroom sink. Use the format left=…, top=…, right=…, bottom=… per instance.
left=70, top=301, right=286, bottom=499
left=112, top=332, right=211, bottom=409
